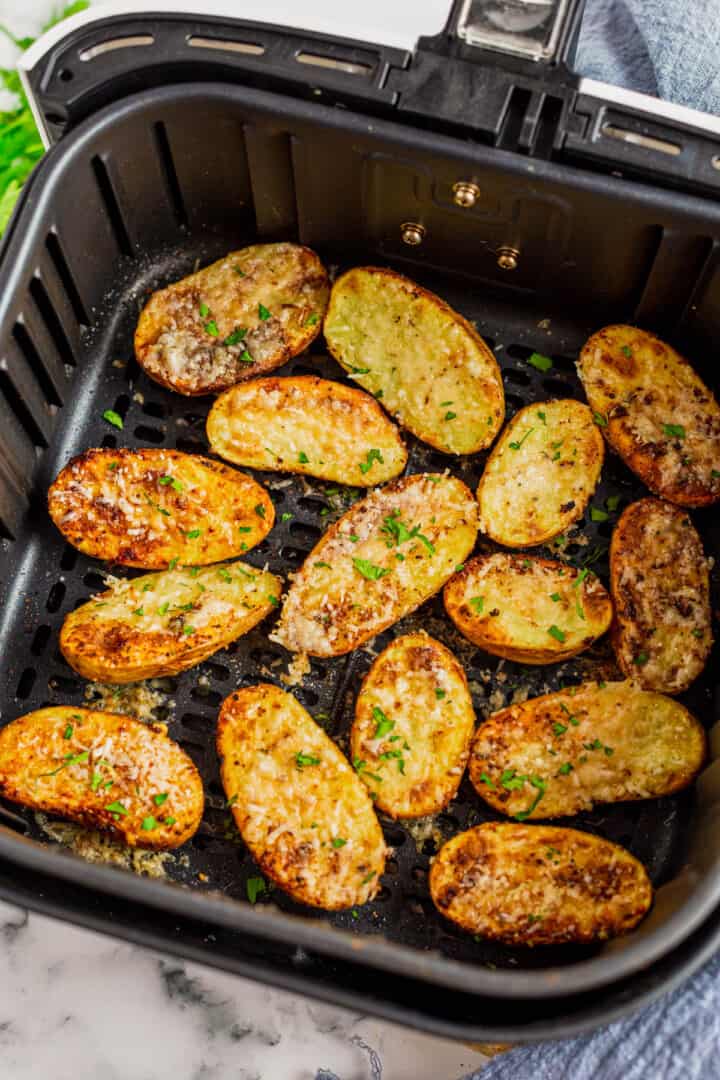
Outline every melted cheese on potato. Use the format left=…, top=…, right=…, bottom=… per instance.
left=469, top=680, right=706, bottom=819
left=430, top=822, right=652, bottom=945
left=477, top=399, right=604, bottom=547
left=61, top=562, right=282, bottom=683
left=610, top=497, right=712, bottom=693
left=444, top=553, right=612, bottom=663
left=48, top=448, right=274, bottom=568
left=324, top=267, right=504, bottom=454
left=135, top=243, right=329, bottom=395
left=351, top=633, right=475, bottom=818
left=217, top=684, right=386, bottom=910
left=0, top=706, right=203, bottom=848
left=578, top=325, right=720, bottom=507
left=206, top=375, right=407, bottom=485
left=271, top=473, right=479, bottom=657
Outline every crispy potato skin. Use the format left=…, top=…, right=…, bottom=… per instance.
left=577, top=325, right=720, bottom=507
left=444, top=553, right=612, bottom=663
left=323, top=267, right=504, bottom=454
left=351, top=633, right=475, bottom=818
left=429, top=822, right=652, bottom=945
left=477, top=399, right=604, bottom=547
left=206, top=375, right=407, bottom=485
left=134, top=243, right=329, bottom=395
left=48, top=448, right=274, bottom=568
left=271, top=473, right=479, bottom=657
left=60, top=562, right=282, bottom=683
left=469, top=680, right=706, bottom=819
left=217, top=684, right=386, bottom=910
left=0, top=706, right=203, bottom=848
left=610, top=498, right=712, bottom=693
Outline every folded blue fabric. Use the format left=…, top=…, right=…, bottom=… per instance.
left=462, top=4, right=720, bottom=1074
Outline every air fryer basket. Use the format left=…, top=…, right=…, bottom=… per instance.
left=1, top=3, right=720, bottom=1040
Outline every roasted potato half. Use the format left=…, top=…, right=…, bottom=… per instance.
left=350, top=633, right=475, bottom=818
left=323, top=267, right=504, bottom=454
left=0, top=706, right=203, bottom=848
left=469, top=680, right=706, bottom=820
left=271, top=473, right=479, bottom=657
left=60, top=562, right=282, bottom=683
left=48, top=448, right=274, bottom=568
left=134, top=243, right=329, bottom=395
left=578, top=325, right=720, bottom=507
left=217, top=684, right=386, bottom=910
left=610, top=498, right=712, bottom=693
left=444, top=553, right=612, bottom=663
left=429, top=822, right=652, bottom=945
left=206, top=375, right=407, bottom=485
left=477, top=399, right=604, bottom=547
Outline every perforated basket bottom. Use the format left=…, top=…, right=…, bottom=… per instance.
left=1, top=241, right=717, bottom=974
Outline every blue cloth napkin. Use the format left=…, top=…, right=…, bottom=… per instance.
left=464, top=3, right=720, bottom=1075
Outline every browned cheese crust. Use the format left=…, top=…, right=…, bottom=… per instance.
left=610, top=497, right=712, bottom=693
left=429, top=822, right=653, bottom=945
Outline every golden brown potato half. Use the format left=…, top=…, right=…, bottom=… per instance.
left=577, top=325, right=720, bottom=507
left=350, top=632, right=475, bottom=818
left=444, top=553, right=612, bottom=663
left=134, top=243, right=329, bottom=395
left=610, top=497, right=712, bottom=693
left=48, top=448, right=274, bottom=569
left=323, top=267, right=504, bottom=454
left=270, top=473, right=479, bottom=657
left=429, top=822, right=652, bottom=945
left=206, top=375, right=407, bottom=485
left=217, top=684, right=386, bottom=910
left=477, top=399, right=604, bottom=547
left=469, top=680, right=706, bottom=820
left=60, top=562, right=282, bottom=683
left=0, top=706, right=203, bottom=848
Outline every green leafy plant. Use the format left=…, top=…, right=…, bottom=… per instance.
left=0, top=2, right=88, bottom=234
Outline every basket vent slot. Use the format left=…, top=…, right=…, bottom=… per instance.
left=0, top=367, right=48, bottom=448
left=13, top=322, right=62, bottom=407
left=602, top=123, right=681, bottom=157
left=295, top=52, right=371, bottom=77
left=187, top=36, right=264, bottom=56
left=153, top=122, right=188, bottom=229
left=30, top=275, right=76, bottom=368
left=91, top=155, right=133, bottom=257
left=45, top=231, right=89, bottom=326
left=79, top=34, right=154, bottom=62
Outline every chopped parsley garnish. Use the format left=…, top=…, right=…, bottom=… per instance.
left=141, top=816, right=157, bottom=831
left=39, top=751, right=89, bottom=778
left=246, top=876, right=266, bottom=904
left=621, top=345, right=633, bottom=358
left=360, top=448, right=384, bottom=474
left=239, top=350, right=254, bottom=364
left=692, top=628, right=704, bottom=639
left=712, top=470, right=720, bottom=479
left=558, top=762, right=573, bottom=775
left=331, top=838, right=347, bottom=848
left=305, top=313, right=320, bottom=326
left=353, top=558, right=391, bottom=581
left=479, top=773, right=495, bottom=789
left=153, top=793, right=169, bottom=806
left=238, top=525, right=252, bottom=533
left=590, top=507, right=608, bottom=522
left=217, top=567, right=232, bottom=582
left=258, top=303, right=271, bottom=321
left=267, top=594, right=279, bottom=607
left=593, top=411, right=608, bottom=427
left=469, top=596, right=484, bottom=614
left=254, top=504, right=266, bottom=518
left=298, top=451, right=309, bottom=464
left=164, top=816, right=177, bottom=826
left=348, top=365, right=371, bottom=375
left=633, top=651, right=649, bottom=666
left=223, top=327, right=247, bottom=346
left=314, top=561, right=331, bottom=569
left=183, top=625, right=195, bottom=635
left=90, top=772, right=103, bottom=792
left=527, top=352, right=552, bottom=372
left=514, top=777, right=546, bottom=821
left=159, top=475, right=183, bottom=491
left=158, top=602, right=170, bottom=615
left=550, top=592, right=561, bottom=602
left=435, top=688, right=446, bottom=700
left=361, top=871, right=376, bottom=885
left=444, top=411, right=457, bottom=421
left=662, top=423, right=686, bottom=438
left=548, top=625, right=566, bottom=643
left=106, top=800, right=128, bottom=816
left=102, top=409, right=123, bottom=429
left=353, top=758, right=383, bottom=783
left=168, top=557, right=179, bottom=570
left=233, top=265, right=245, bottom=276
left=348, top=533, right=359, bottom=542
left=553, top=722, right=567, bottom=736
left=63, top=724, right=73, bottom=740
left=374, top=389, right=383, bottom=399
left=509, top=427, right=535, bottom=451
left=295, top=751, right=321, bottom=768
left=281, top=512, right=293, bottom=522
left=537, top=410, right=547, bottom=424
left=132, top=606, right=144, bottom=617
left=372, top=706, right=394, bottom=739
left=204, top=320, right=219, bottom=336
left=199, top=301, right=210, bottom=317
left=108, top=461, right=119, bottom=471
left=606, top=494, right=621, bottom=511
left=184, top=528, right=202, bottom=539
left=380, top=511, right=434, bottom=554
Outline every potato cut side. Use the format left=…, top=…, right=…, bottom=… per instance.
left=134, top=243, right=329, bottom=395
left=351, top=633, right=475, bottom=818
left=207, top=375, right=407, bottom=485
left=0, top=706, right=203, bottom=848
left=430, top=822, right=652, bottom=945
left=476, top=399, right=604, bottom=547
left=271, top=473, right=479, bottom=657
left=578, top=325, right=720, bottom=507
left=323, top=267, right=504, bottom=454
left=217, top=684, right=386, bottom=910
left=469, top=680, right=705, bottom=820
left=610, top=498, right=712, bottom=693
left=48, top=448, right=274, bottom=568
left=60, top=562, right=282, bottom=683
left=444, top=553, right=612, bottom=663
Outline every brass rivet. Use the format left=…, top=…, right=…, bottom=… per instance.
left=400, top=222, right=426, bottom=246
left=453, top=181, right=481, bottom=208
left=496, top=245, right=520, bottom=271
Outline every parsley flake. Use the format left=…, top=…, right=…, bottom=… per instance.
left=258, top=303, right=271, bottom=320
left=373, top=706, right=394, bottom=739
left=353, top=558, right=391, bottom=581
left=296, top=752, right=321, bottom=768
left=360, top=448, right=384, bottom=474
left=102, top=409, right=123, bottom=430
left=548, top=624, right=566, bottom=643
left=246, top=876, right=266, bottom=904
left=527, top=352, right=552, bottom=372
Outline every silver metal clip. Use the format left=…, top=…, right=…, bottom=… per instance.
left=455, top=0, right=572, bottom=63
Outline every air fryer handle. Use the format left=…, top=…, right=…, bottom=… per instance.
left=445, top=0, right=586, bottom=69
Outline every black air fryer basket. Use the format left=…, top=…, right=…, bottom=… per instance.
left=2, top=0, right=720, bottom=1042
